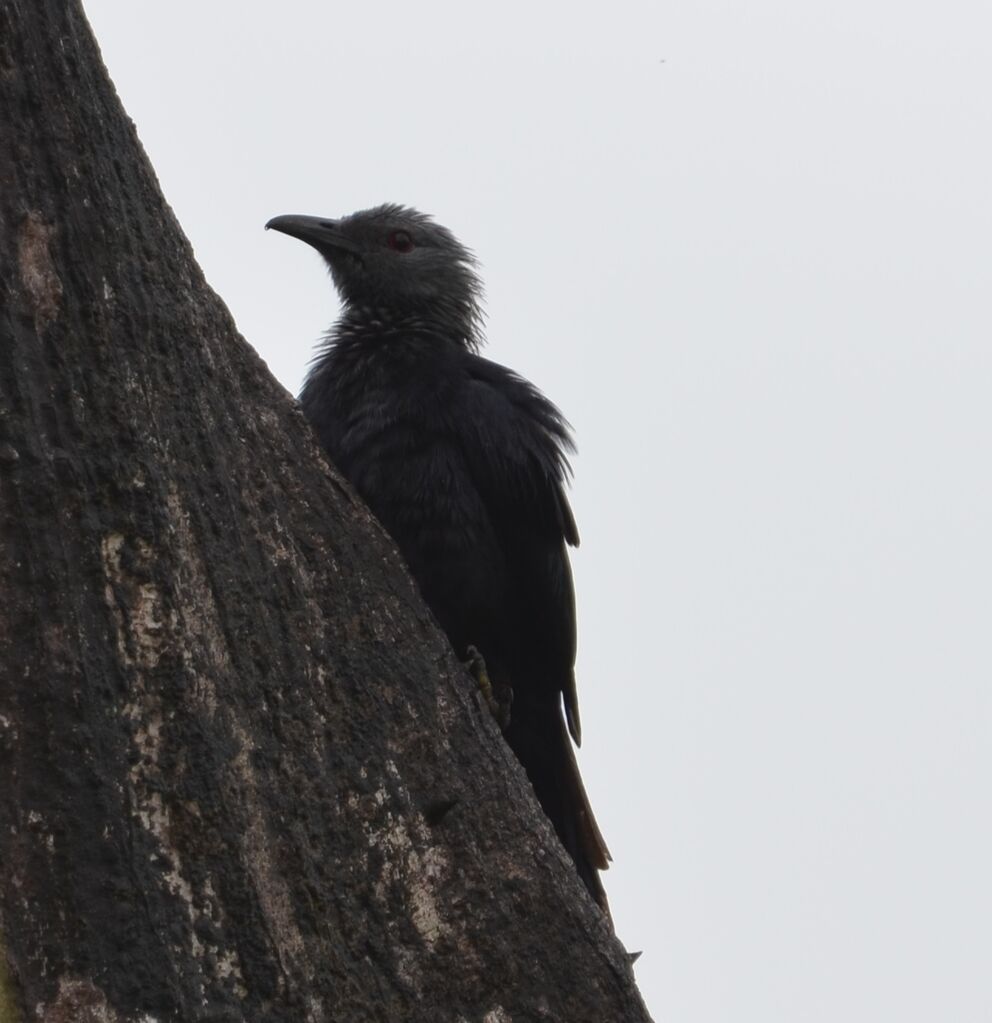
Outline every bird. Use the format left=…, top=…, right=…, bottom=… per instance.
left=266, top=204, right=611, bottom=913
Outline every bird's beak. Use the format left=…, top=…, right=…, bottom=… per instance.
left=265, top=214, right=362, bottom=255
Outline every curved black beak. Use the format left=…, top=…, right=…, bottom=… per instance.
left=265, top=214, right=361, bottom=255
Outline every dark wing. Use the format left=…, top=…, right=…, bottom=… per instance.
left=454, top=355, right=584, bottom=742
left=454, top=355, right=611, bottom=908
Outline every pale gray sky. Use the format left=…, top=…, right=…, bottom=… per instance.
left=84, top=1, right=992, bottom=1018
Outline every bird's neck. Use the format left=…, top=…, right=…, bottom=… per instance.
left=334, top=303, right=480, bottom=351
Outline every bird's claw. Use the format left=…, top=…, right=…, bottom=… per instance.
left=464, top=644, right=512, bottom=730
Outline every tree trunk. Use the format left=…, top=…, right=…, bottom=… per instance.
left=0, top=3, right=650, bottom=1021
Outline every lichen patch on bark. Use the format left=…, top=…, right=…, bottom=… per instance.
left=363, top=770, right=454, bottom=962
left=34, top=977, right=130, bottom=1022
left=17, top=212, right=63, bottom=333
left=229, top=721, right=308, bottom=980
left=100, top=533, right=169, bottom=672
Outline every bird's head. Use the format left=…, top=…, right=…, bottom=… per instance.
left=266, top=204, right=484, bottom=347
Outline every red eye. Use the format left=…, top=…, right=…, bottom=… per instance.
left=387, top=230, right=415, bottom=253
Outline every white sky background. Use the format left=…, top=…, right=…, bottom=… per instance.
left=82, top=1, right=992, bottom=1019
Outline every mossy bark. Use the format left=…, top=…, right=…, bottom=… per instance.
left=0, top=935, right=22, bottom=1023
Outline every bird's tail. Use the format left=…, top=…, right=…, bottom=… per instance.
left=510, top=704, right=612, bottom=917
left=554, top=712, right=613, bottom=915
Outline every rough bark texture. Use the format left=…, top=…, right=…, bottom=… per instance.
left=0, top=2, right=650, bottom=1022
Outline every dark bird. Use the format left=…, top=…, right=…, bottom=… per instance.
left=267, top=204, right=611, bottom=912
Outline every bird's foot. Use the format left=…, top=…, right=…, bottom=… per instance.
left=464, top=645, right=512, bottom=730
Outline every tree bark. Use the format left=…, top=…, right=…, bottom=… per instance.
left=0, top=3, right=650, bottom=1021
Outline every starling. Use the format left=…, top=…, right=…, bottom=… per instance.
left=268, top=205, right=610, bottom=911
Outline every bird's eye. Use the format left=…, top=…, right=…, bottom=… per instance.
left=387, top=230, right=415, bottom=253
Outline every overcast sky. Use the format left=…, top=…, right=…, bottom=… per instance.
left=83, top=2, right=992, bottom=1019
